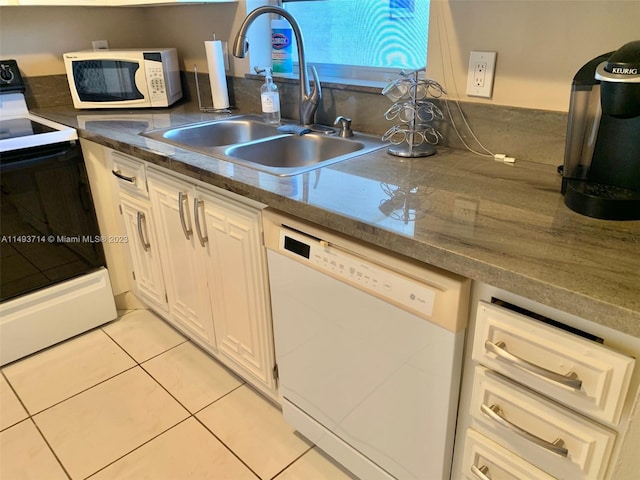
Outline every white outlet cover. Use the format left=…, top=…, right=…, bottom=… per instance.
left=466, top=51, right=497, bottom=98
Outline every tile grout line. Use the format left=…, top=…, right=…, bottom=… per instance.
left=81, top=417, right=195, bottom=480
left=1, top=370, right=72, bottom=479
left=98, top=323, right=264, bottom=480
left=27, top=417, right=73, bottom=480
left=2, top=311, right=311, bottom=480
left=268, top=445, right=316, bottom=480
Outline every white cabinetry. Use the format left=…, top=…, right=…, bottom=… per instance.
left=453, top=283, right=640, bottom=480
left=146, top=169, right=276, bottom=396
left=147, top=171, right=216, bottom=346
left=199, top=188, right=276, bottom=390
left=119, top=193, right=168, bottom=313
left=81, top=139, right=130, bottom=296
left=111, top=151, right=169, bottom=314
left=104, top=150, right=276, bottom=399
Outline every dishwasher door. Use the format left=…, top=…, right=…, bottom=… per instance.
left=265, top=216, right=468, bottom=480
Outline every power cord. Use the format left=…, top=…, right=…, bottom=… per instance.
left=433, top=6, right=515, bottom=164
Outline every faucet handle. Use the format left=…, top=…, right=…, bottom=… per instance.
left=334, top=116, right=354, bottom=138
left=309, top=65, right=322, bottom=103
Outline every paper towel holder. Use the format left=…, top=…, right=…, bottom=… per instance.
left=194, top=64, right=233, bottom=114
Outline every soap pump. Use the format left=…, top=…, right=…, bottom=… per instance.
left=258, top=67, right=281, bottom=125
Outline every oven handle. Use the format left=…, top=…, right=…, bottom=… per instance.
left=111, top=169, right=136, bottom=184
left=136, top=211, right=151, bottom=252
left=485, top=340, right=583, bottom=390
left=178, top=191, right=193, bottom=240
left=193, top=197, right=208, bottom=247
left=0, top=145, right=78, bottom=173
left=480, top=403, right=569, bottom=457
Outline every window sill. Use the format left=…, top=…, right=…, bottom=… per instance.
left=244, top=73, right=386, bottom=96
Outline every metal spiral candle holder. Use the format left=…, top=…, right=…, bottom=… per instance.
left=382, top=69, right=446, bottom=158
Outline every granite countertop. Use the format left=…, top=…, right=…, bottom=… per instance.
left=33, top=104, right=640, bottom=337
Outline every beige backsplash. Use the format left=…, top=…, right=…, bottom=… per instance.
left=26, top=72, right=567, bottom=168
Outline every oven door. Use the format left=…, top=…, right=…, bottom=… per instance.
left=0, top=142, right=106, bottom=302
left=66, top=57, right=149, bottom=108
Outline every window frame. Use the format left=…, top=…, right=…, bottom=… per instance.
left=279, top=0, right=429, bottom=85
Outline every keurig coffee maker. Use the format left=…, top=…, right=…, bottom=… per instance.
left=561, top=40, right=640, bottom=220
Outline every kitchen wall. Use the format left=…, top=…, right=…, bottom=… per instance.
left=0, top=6, right=151, bottom=75
left=0, top=1, right=258, bottom=76
left=1, top=0, right=637, bottom=113
left=428, top=0, right=640, bottom=111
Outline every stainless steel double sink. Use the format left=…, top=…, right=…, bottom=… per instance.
left=141, top=115, right=386, bottom=176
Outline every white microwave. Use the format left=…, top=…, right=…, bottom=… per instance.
left=63, top=48, right=183, bottom=109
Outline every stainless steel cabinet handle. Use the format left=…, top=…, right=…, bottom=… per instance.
left=112, top=169, right=136, bottom=183
left=178, top=191, right=193, bottom=240
left=193, top=197, right=208, bottom=247
left=136, top=211, right=151, bottom=252
left=485, top=340, right=582, bottom=390
left=470, top=465, right=492, bottom=480
left=481, top=403, right=569, bottom=457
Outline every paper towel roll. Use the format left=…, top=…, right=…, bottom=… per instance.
left=204, top=40, right=229, bottom=109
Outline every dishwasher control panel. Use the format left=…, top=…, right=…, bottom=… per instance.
left=279, top=229, right=436, bottom=317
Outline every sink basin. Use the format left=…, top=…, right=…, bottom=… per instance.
left=143, top=115, right=279, bottom=148
left=141, top=114, right=386, bottom=176
left=226, top=134, right=364, bottom=168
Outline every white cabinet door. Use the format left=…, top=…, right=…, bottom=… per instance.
left=462, top=429, right=556, bottom=480
left=119, top=192, right=168, bottom=314
left=470, top=366, right=616, bottom=480
left=473, top=301, right=635, bottom=425
left=148, top=171, right=216, bottom=347
left=199, top=188, right=276, bottom=396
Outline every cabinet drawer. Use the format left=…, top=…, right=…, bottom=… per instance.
left=462, top=428, right=556, bottom=480
left=470, top=366, right=616, bottom=480
left=111, top=151, right=147, bottom=197
left=472, top=301, right=635, bottom=425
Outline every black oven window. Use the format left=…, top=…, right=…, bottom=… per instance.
left=72, top=60, right=144, bottom=102
left=0, top=143, right=106, bottom=302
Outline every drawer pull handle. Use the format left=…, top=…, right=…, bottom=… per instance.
left=136, top=211, right=151, bottom=252
left=193, top=198, right=208, bottom=247
left=178, top=192, right=193, bottom=240
left=112, top=169, right=136, bottom=183
left=485, top=340, right=582, bottom=390
left=470, top=465, right=492, bottom=480
left=481, top=403, right=569, bottom=457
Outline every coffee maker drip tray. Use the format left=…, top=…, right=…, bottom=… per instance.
left=564, top=179, right=640, bottom=221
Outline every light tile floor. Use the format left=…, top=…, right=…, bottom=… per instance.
left=0, top=309, right=358, bottom=480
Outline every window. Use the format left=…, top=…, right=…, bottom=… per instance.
left=282, top=0, right=430, bottom=82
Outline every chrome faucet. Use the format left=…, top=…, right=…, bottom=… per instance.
left=232, top=6, right=321, bottom=128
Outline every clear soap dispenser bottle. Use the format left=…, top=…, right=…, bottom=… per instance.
left=260, top=69, right=281, bottom=125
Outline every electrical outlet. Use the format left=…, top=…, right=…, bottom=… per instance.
left=466, top=51, right=496, bottom=98
left=92, top=40, right=109, bottom=50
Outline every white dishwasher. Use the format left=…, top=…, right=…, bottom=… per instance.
left=263, top=209, right=470, bottom=480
